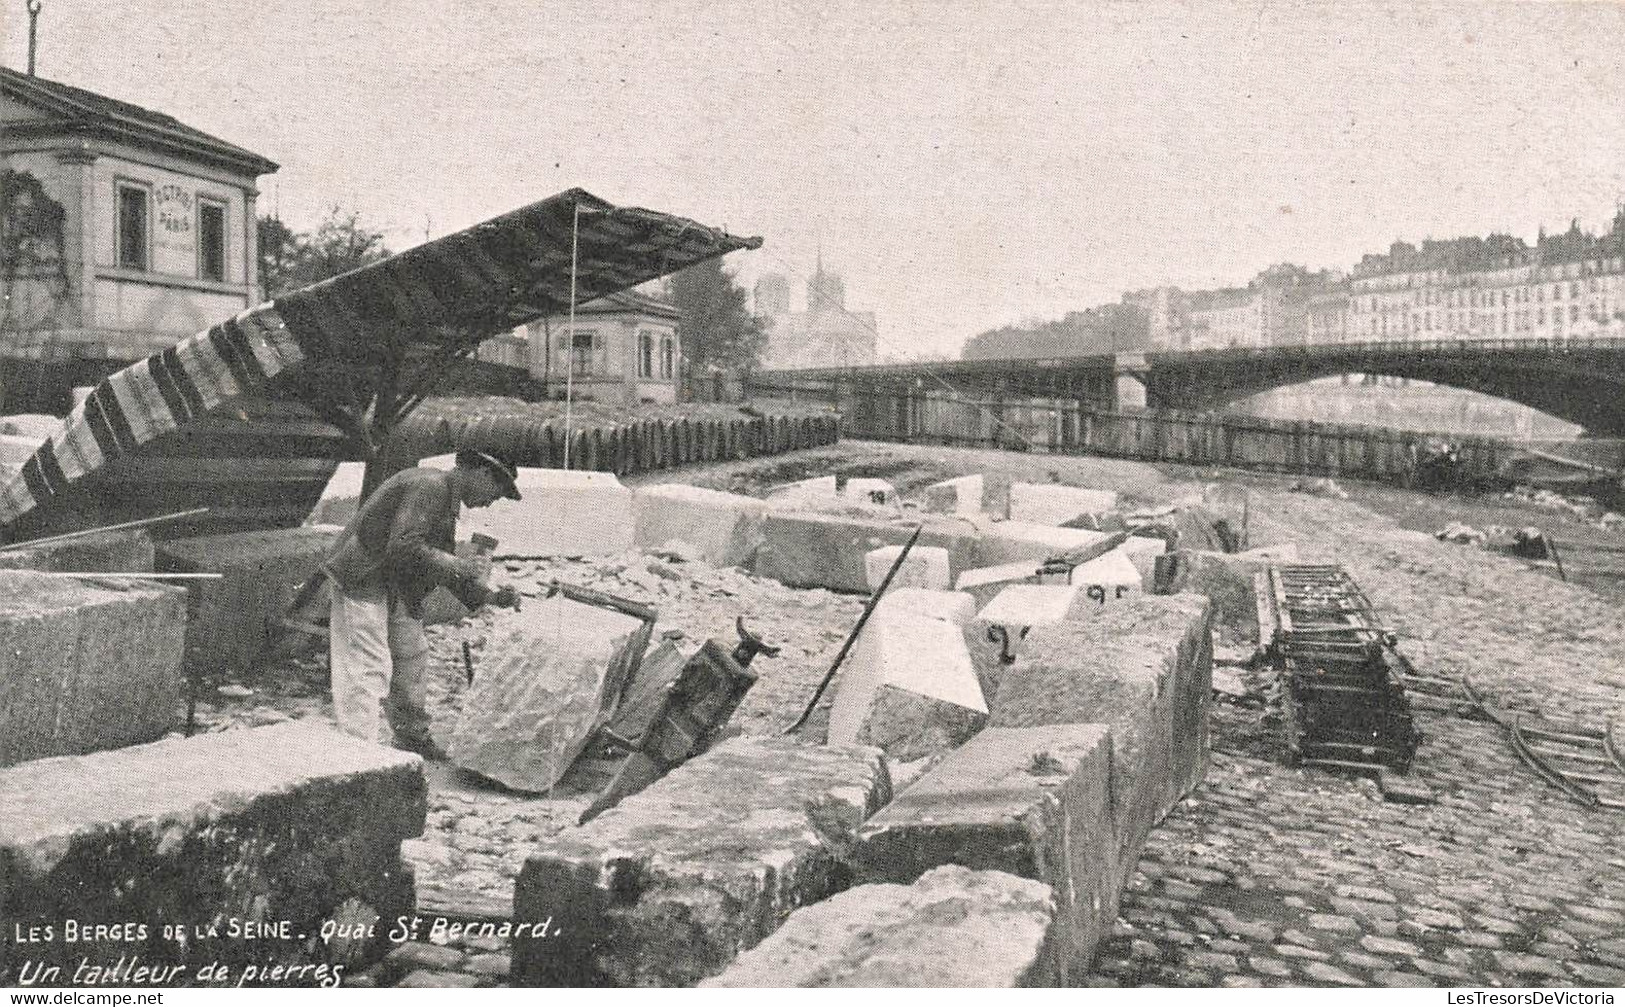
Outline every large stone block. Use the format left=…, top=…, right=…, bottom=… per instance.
left=921, top=474, right=983, bottom=516
left=306, top=460, right=366, bottom=526
left=755, top=512, right=976, bottom=593
left=442, top=465, right=635, bottom=557
left=864, top=544, right=951, bottom=591
left=1009, top=483, right=1119, bottom=527
left=512, top=736, right=891, bottom=986
left=0, top=529, right=155, bottom=573
left=1152, top=543, right=1299, bottom=643
left=857, top=724, right=1117, bottom=983
left=843, top=477, right=898, bottom=505
left=1118, top=534, right=1168, bottom=588
left=0, top=572, right=185, bottom=767
left=874, top=587, right=976, bottom=625
left=829, top=609, right=987, bottom=760
left=991, top=595, right=1213, bottom=890
left=1067, top=547, right=1142, bottom=609
left=967, top=584, right=1093, bottom=698
left=764, top=474, right=837, bottom=507
left=701, top=865, right=1057, bottom=988
left=631, top=483, right=768, bottom=567
left=451, top=596, right=647, bottom=793
left=155, top=526, right=343, bottom=674
left=973, top=519, right=1111, bottom=567
left=0, top=722, right=424, bottom=986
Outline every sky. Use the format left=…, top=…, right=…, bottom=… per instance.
left=5, top=0, right=1623, bottom=360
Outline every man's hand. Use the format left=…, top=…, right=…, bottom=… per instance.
left=488, top=585, right=522, bottom=611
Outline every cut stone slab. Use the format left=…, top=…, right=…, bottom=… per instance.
left=306, top=460, right=366, bottom=526
left=432, top=465, right=635, bottom=557
left=512, top=736, right=891, bottom=987
left=1118, top=534, right=1168, bottom=588
left=1068, top=547, right=1143, bottom=608
left=1152, top=543, right=1300, bottom=643
left=864, top=544, right=952, bottom=591
left=829, top=608, right=987, bottom=760
left=0, top=572, right=185, bottom=767
left=982, top=472, right=1013, bottom=518
left=922, top=474, right=983, bottom=516
left=991, top=594, right=1213, bottom=894
left=451, top=595, right=647, bottom=793
left=0, top=432, right=47, bottom=467
left=955, top=558, right=1067, bottom=611
left=632, top=483, right=768, bottom=567
left=0, top=529, right=154, bottom=573
left=843, top=477, right=898, bottom=504
left=1009, top=483, right=1119, bottom=527
left=0, top=722, right=424, bottom=984
left=155, top=525, right=343, bottom=674
left=603, top=637, right=689, bottom=745
left=875, top=587, right=976, bottom=625
left=765, top=474, right=838, bottom=506
left=755, top=512, right=976, bottom=593
left=857, top=724, right=1117, bottom=983
left=701, top=865, right=1057, bottom=988
left=967, top=584, right=1094, bottom=698
left=973, top=519, right=1111, bottom=567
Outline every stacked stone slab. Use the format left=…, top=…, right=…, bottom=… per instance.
left=1117, top=534, right=1168, bottom=588
left=1008, top=483, right=1119, bottom=527
left=755, top=512, right=977, bottom=593
left=990, top=594, right=1213, bottom=893
left=765, top=474, right=837, bottom=507
left=856, top=724, right=1116, bottom=983
left=512, top=736, right=891, bottom=986
left=842, top=477, right=898, bottom=504
left=631, top=484, right=768, bottom=567
left=0, top=572, right=185, bottom=766
left=0, top=722, right=424, bottom=985
left=972, top=519, right=1111, bottom=566
left=451, top=595, right=647, bottom=793
left=828, top=606, right=987, bottom=760
left=955, top=558, right=1067, bottom=610
left=155, top=526, right=342, bottom=674
left=701, top=865, right=1058, bottom=987
left=1152, top=543, right=1299, bottom=642
left=0, top=529, right=155, bottom=573
left=863, top=544, right=952, bottom=591
left=921, top=474, right=983, bottom=516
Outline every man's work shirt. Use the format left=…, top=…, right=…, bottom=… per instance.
left=322, top=467, right=491, bottom=616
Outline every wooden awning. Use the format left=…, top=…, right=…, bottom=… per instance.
left=0, top=189, right=760, bottom=535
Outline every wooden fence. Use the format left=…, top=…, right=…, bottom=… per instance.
left=386, top=409, right=841, bottom=477
left=829, top=387, right=1510, bottom=484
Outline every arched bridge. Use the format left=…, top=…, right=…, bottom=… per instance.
left=752, top=336, right=1625, bottom=435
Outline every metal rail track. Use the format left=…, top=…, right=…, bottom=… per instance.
left=1396, top=665, right=1625, bottom=812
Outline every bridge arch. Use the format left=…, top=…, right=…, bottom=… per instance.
left=1143, top=338, right=1625, bottom=435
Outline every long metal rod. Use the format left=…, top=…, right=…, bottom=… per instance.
left=0, top=507, right=210, bottom=554
left=785, top=524, right=923, bottom=734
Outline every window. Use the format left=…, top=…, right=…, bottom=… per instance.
left=660, top=337, right=675, bottom=379
left=569, top=331, right=597, bottom=377
left=117, top=184, right=149, bottom=270
left=198, top=200, right=227, bottom=282
left=637, top=332, right=654, bottom=378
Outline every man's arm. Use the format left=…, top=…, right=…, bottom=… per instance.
left=382, top=480, right=494, bottom=609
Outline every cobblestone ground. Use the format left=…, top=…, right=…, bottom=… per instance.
left=1088, top=489, right=1625, bottom=988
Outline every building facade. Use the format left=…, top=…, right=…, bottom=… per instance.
left=754, top=256, right=878, bottom=369
left=1, top=67, right=277, bottom=410
left=488, top=289, right=682, bottom=404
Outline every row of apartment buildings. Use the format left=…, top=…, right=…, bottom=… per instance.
left=1129, top=211, right=1625, bottom=351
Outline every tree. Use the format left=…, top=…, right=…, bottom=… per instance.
left=667, top=258, right=766, bottom=372
left=256, top=205, right=390, bottom=299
